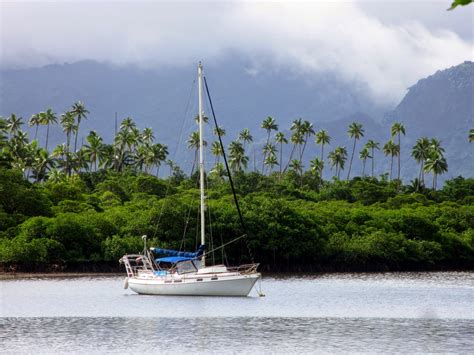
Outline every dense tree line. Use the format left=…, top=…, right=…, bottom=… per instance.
left=0, top=105, right=473, bottom=272
left=0, top=167, right=472, bottom=272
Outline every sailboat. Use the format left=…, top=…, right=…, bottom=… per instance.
left=120, top=63, right=261, bottom=296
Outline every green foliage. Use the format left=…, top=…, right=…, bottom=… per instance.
left=0, top=167, right=472, bottom=270
left=44, top=178, right=88, bottom=205
left=103, top=235, right=144, bottom=261
left=0, top=168, right=52, bottom=220
left=448, top=0, right=473, bottom=10
left=130, top=175, right=171, bottom=197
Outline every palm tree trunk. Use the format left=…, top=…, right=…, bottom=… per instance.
left=74, top=125, right=79, bottom=152
left=320, top=144, right=325, bottom=179
left=283, top=144, right=297, bottom=173
left=362, top=160, right=366, bottom=176
left=279, top=142, right=283, bottom=179
left=261, top=132, right=270, bottom=174
left=421, top=161, right=425, bottom=185
left=46, top=123, right=50, bottom=151
left=397, top=133, right=401, bottom=181
left=418, top=160, right=423, bottom=184
left=390, top=156, right=394, bottom=181
left=433, top=173, right=436, bottom=190
left=300, top=135, right=308, bottom=163
left=347, top=138, right=356, bottom=181
left=34, top=125, right=39, bottom=140
left=371, top=147, right=375, bottom=177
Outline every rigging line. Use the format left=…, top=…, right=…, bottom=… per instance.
left=152, top=78, right=196, bottom=240
left=205, top=173, right=215, bottom=265
left=201, top=234, right=248, bottom=258
left=203, top=76, right=255, bottom=264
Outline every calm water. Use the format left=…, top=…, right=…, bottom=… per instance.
left=1, top=272, right=473, bottom=353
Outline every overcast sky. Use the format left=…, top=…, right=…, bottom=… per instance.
left=1, top=0, right=473, bottom=103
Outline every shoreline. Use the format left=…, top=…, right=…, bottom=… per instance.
left=2, top=269, right=473, bottom=281
left=0, top=272, right=123, bottom=280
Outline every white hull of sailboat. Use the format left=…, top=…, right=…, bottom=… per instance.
left=128, top=274, right=260, bottom=297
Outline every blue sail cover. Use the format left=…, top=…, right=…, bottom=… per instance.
left=151, top=244, right=206, bottom=259
left=156, top=256, right=193, bottom=264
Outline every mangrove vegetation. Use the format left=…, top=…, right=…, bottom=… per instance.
left=0, top=104, right=473, bottom=272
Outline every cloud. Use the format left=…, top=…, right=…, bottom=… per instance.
left=1, top=0, right=473, bottom=104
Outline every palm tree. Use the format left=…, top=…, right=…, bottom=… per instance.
left=289, top=159, right=303, bottom=175
left=469, top=128, right=474, bottom=142
left=6, top=114, right=24, bottom=137
left=213, top=126, right=226, bottom=138
left=364, top=140, right=380, bottom=178
left=60, top=111, right=77, bottom=176
left=71, top=101, right=89, bottom=152
left=98, top=144, right=114, bottom=171
left=187, top=131, right=206, bottom=175
left=391, top=122, right=406, bottom=181
left=328, top=146, right=347, bottom=179
left=134, top=143, right=153, bottom=172
left=21, top=137, right=40, bottom=178
left=28, top=113, right=42, bottom=140
left=40, top=109, right=58, bottom=151
left=359, top=147, right=371, bottom=177
left=228, top=141, right=248, bottom=172
left=383, top=140, right=399, bottom=181
left=429, top=138, right=445, bottom=156
left=289, top=159, right=304, bottom=186
left=299, top=120, right=315, bottom=163
left=151, top=143, right=168, bottom=176
left=264, top=154, right=278, bottom=174
left=120, top=117, right=136, bottom=132
left=411, top=137, right=430, bottom=185
left=238, top=128, right=253, bottom=149
left=211, top=141, right=223, bottom=165
left=275, top=132, right=288, bottom=177
left=284, top=119, right=305, bottom=173
left=262, top=143, right=278, bottom=173
left=60, top=112, right=77, bottom=150
left=141, top=127, right=155, bottom=144
left=71, top=147, right=89, bottom=175
left=346, top=122, right=364, bottom=180
left=31, top=148, right=56, bottom=182
left=194, top=114, right=209, bottom=124
left=424, top=152, right=448, bottom=190
left=48, top=168, right=66, bottom=184
left=210, top=162, right=226, bottom=181
left=261, top=116, right=278, bottom=173
left=315, top=129, right=331, bottom=178
left=263, top=143, right=278, bottom=174
left=315, top=129, right=330, bottom=161
left=83, top=131, right=104, bottom=172
left=309, top=157, right=324, bottom=177
left=51, top=144, right=67, bottom=170
left=0, top=117, right=8, bottom=147
left=7, top=130, right=30, bottom=176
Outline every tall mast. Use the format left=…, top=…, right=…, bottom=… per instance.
left=198, top=62, right=206, bottom=267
